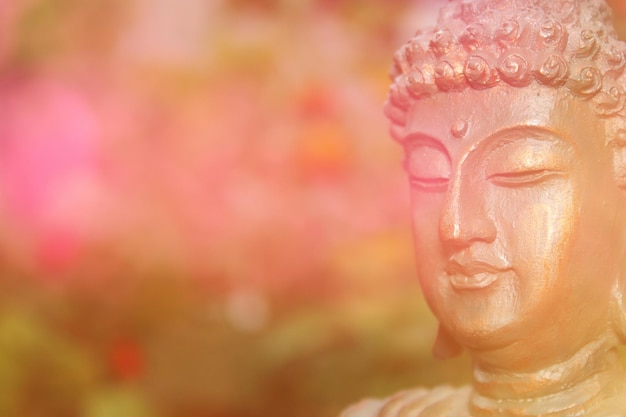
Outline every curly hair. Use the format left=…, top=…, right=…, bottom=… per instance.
left=385, top=0, right=626, bottom=141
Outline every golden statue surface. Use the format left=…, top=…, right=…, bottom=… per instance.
left=343, top=0, right=626, bottom=416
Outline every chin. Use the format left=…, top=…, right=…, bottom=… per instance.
left=452, top=323, right=519, bottom=351
left=436, top=305, right=524, bottom=351
left=441, top=270, right=525, bottom=341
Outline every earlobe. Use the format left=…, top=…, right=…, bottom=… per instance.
left=610, top=277, right=626, bottom=343
left=433, top=324, right=463, bottom=359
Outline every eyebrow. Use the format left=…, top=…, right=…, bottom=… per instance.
left=403, top=125, right=575, bottom=162
left=484, top=125, right=567, bottom=146
left=473, top=125, right=575, bottom=159
left=402, top=133, right=448, bottom=151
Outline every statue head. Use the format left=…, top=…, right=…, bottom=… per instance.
left=386, top=0, right=626, bottom=369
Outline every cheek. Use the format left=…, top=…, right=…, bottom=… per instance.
left=566, top=179, right=623, bottom=293
left=410, top=192, right=444, bottom=257
left=410, top=193, right=446, bottom=294
left=492, top=183, right=577, bottom=293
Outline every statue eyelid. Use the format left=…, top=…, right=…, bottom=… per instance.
left=403, top=140, right=452, bottom=192
left=408, top=175, right=450, bottom=192
left=402, top=155, right=450, bottom=192
left=403, top=135, right=452, bottom=175
left=482, top=134, right=574, bottom=188
left=487, top=169, right=567, bottom=187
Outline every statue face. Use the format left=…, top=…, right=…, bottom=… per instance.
left=403, top=85, right=626, bottom=359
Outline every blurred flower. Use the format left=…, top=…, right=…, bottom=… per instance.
left=108, top=338, right=145, bottom=382
left=0, top=76, right=107, bottom=274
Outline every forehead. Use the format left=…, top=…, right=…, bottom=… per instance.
left=402, top=85, right=604, bottom=153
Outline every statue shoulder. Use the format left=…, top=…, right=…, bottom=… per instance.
left=340, top=385, right=471, bottom=417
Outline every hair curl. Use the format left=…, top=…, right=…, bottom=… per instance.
left=385, top=0, right=626, bottom=140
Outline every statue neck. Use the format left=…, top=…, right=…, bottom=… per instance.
left=469, top=338, right=626, bottom=417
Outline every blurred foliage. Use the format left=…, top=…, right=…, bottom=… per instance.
left=0, top=272, right=473, bottom=417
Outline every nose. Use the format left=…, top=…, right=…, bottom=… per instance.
left=439, top=170, right=496, bottom=249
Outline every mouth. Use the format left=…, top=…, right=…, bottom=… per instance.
left=445, top=261, right=510, bottom=291
left=448, top=272, right=500, bottom=290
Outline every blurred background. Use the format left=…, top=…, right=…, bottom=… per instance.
left=0, top=1, right=625, bottom=416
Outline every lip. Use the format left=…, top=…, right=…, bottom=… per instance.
left=448, top=272, right=500, bottom=290
left=445, top=261, right=510, bottom=290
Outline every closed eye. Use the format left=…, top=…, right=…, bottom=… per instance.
left=409, top=176, right=449, bottom=191
left=402, top=139, right=451, bottom=193
left=487, top=169, right=566, bottom=187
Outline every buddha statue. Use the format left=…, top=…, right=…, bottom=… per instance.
left=341, top=0, right=626, bottom=416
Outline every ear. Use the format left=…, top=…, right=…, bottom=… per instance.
left=432, top=324, right=463, bottom=359
left=611, top=276, right=626, bottom=343
left=609, top=127, right=626, bottom=190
